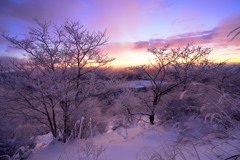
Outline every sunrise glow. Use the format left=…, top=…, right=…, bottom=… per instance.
left=0, top=0, right=239, bottom=68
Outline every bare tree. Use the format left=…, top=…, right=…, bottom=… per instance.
left=1, top=20, right=114, bottom=142
left=125, top=45, right=213, bottom=125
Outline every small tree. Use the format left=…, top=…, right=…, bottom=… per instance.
left=126, top=45, right=213, bottom=125
left=1, top=20, right=114, bottom=142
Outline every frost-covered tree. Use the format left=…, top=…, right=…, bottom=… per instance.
left=1, top=20, right=114, bottom=142
left=126, top=45, right=213, bottom=125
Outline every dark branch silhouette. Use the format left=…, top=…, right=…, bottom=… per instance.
left=227, top=26, right=240, bottom=41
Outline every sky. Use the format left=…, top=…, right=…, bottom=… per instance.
left=0, top=0, right=240, bottom=68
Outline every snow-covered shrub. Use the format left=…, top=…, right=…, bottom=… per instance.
left=175, top=117, right=220, bottom=143
left=157, top=82, right=240, bottom=143
left=136, top=148, right=163, bottom=160
left=0, top=138, right=34, bottom=160
left=71, top=116, right=108, bottom=140
left=179, top=83, right=239, bottom=130
left=161, top=96, right=201, bottom=124
left=59, top=141, right=107, bottom=160
left=111, top=116, right=130, bottom=131
left=200, top=91, right=240, bottom=129
left=137, top=139, right=240, bottom=160
left=115, top=88, right=149, bottom=126
left=158, top=83, right=239, bottom=143
left=10, top=145, right=32, bottom=160
left=136, top=145, right=188, bottom=160
left=14, top=124, right=46, bottom=140
left=79, top=141, right=107, bottom=160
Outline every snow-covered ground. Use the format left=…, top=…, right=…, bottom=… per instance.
left=28, top=124, right=240, bottom=160
left=27, top=80, right=240, bottom=160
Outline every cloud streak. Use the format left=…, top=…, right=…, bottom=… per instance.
left=131, top=14, right=240, bottom=51
left=132, top=29, right=216, bottom=51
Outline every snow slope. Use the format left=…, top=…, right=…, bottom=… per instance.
left=28, top=124, right=240, bottom=160
left=28, top=125, right=177, bottom=160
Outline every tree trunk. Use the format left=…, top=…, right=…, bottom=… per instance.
left=61, top=101, right=71, bottom=143
left=150, top=102, right=157, bottom=125
left=149, top=114, right=155, bottom=125
left=63, top=113, right=69, bottom=143
left=44, top=106, right=57, bottom=138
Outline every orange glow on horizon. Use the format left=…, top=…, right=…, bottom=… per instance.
left=109, top=49, right=240, bottom=69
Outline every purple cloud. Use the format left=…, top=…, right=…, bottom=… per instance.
left=133, top=29, right=216, bottom=50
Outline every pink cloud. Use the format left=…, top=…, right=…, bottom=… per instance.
left=132, top=30, right=214, bottom=51
left=131, top=14, right=240, bottom=52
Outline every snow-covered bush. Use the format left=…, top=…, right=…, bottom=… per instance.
left=137, top=140, right=240, bottom=160
left=0, top=138, right=34, bottom=160
left=155, top=81, right=240, bottom=143
left=70, top=114, right=108, bottom=140
left=79, top=141, right=107, bottom=160
left=58, top=141, right=107, bottom=160
left=199, top=86, right=240, bottom=130
left=14, top=124, right=46, bottom=140
left=162, top=97, right=201, bottom=123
